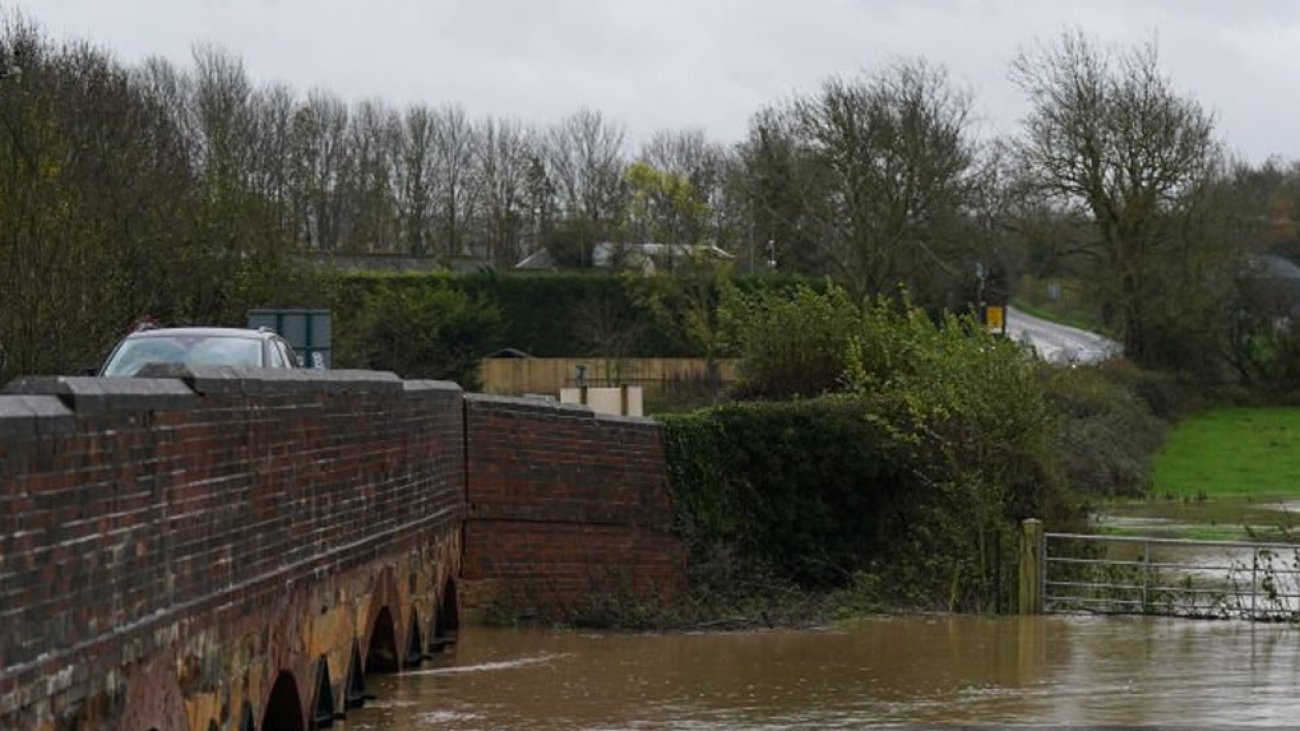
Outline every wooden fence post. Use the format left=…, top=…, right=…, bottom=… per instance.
left=1019, top=518, right=1044, bottom=615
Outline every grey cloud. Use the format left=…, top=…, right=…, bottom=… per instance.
left=13, top=0, right=1300, bottom=160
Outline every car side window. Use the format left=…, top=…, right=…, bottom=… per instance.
left=266, top=341, right=286, bottom=368
left=276, top=339, right=299, bottom=367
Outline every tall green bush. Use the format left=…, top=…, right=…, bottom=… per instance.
left=333, top=279, right=503, bottom=388
left=663, top=289, right=1066, bottom=611
left=1042, top=365, right=1167, bottom=498
left=662, top=398, right=912, bottom=589
left=718, top=282, right=860, bottom=398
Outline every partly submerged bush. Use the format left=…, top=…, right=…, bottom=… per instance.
left=663, top=291, right=1068, bottom=611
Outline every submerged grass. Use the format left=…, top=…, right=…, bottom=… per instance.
left=1152, top=407, right=1300, bottom=501
left=1095, top=406, right=1300, bottom=542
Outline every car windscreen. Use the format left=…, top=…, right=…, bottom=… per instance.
left=101, top=335, right=263, bottom=376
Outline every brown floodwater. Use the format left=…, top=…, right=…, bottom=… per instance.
left=339, top=615, right=1300, bottom=729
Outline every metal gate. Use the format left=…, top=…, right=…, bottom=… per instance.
left=1038, top=531, right=1300, bottom=620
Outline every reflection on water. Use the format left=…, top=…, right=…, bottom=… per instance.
left=340, top=615, right=1300, bottom=729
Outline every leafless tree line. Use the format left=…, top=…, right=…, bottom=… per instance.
left=4, top=15, right=1300, bottom=378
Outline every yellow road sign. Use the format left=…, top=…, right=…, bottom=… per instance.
left=985, top=305, right=1005, bottom=333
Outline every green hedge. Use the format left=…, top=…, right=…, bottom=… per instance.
left=660, top=398, right=914, bottom=589
left=458, top=272, right=685, bottom=356
left=660, top=395, right=1080, bottom=612
left=657, top=371, right=1173, bottom=610
left=332, top=276, right=504, bottom=389
left=331, top=271, right=820, bottom=361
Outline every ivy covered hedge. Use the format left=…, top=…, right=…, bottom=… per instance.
left=659, top=393, right=1067, bottom=611
left=660, top=398, right=914, bottom=589
left=657, top=284, right=1172, bottom=612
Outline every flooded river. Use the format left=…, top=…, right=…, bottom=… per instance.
left=342, top=615, right=1300, bottom=729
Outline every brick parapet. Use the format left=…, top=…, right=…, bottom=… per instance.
left=462, top=394, right=685, bottom=617
left=0, top=368, right=465, bottom=727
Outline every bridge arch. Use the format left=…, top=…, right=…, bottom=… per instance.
left=431, top=578, right=459, bottom=653
left=261, top=671, right=305, bottom=731
left=364, top=607, right=400, bottom=674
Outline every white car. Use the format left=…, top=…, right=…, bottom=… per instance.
left=98, top=326, right=300, bottom=376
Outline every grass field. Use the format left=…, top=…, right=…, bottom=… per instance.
left=1095, top=407, right=1300, bottom=542
left=1152, top=407, right=1300, bottom=501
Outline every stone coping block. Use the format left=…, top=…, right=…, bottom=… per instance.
left=403, top=380, right=464, bottom=398
left=464, top=392, right=659, bottom=428
left=133, top=364, right=407, bottom=396
left=3, top=376, right=197, bottom=413
left=0, top=395, right=75, bottom=437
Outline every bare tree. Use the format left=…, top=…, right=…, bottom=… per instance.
left=190, top=45, right=255, bottom=189
left=475, top=116, right=533, bottom=267
left=733, top=107, right=833, bottom=275
left=392, top=104, right=436, bottom=254
left=546, top=108, right=627, bottom=266
left=247, top=83, right=297, bottom=232
left=796, top=60, right=978, bottom=299
left=638, top=128, right=725, bottom=249
left=344, top=99, right=399, bottom=252
left=290, top=90, right=350, bottom=250
left=432, top=104, right=477, bottom=257
left=1011, top=30, right=1222, bottom=364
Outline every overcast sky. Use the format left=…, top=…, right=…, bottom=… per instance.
left=11, top=0, right=1300, bottom=162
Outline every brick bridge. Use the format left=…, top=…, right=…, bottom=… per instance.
left=0, top=367, right=683, bottom=731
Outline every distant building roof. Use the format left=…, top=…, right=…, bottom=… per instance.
left=298, top=252, right=496, bottom=274
left=514, top=242, right=734, bottom=273
left=1252, top=254, right=1300, bottom=280
left=591, top=242, right=734, bottom=269
left=486, top=347, right=533, bottom=359
left=514, top=248, right=558, bottom=270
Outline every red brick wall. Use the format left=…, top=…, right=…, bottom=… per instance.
left=461, top=395, right=685, bottom=618
left=0, top=372, right=686, bottom=728
left=0, top=369, right=465, bottom=729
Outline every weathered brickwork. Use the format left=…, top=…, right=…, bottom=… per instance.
left=461, top=395, right=685, bottom=618
left=0, top=369, right=465, bottom=731
left=0, top=372, right=686, bottom=731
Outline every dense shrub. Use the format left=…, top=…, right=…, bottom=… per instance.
left=332, top=271, right=820, bottom=361
left=333, top=279, right=503, bottom=388
left=661, top=394, right=1062, bottom=611
left=458, top=272, right=682, bottom=357
left=662, top=289, right=1068, bottom=611
left=661, top=398, right=910, bottom=589
left=718, top=282, right=860, bottom=398
left=1042, top=365, right=1167, bottom=498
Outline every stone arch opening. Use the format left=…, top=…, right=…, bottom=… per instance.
left=365, top=607, right=400, bottom=674
left=344, top=639, right=367, bottom=709
left=431, top=578, right=459, bottom=653
left=261, top=671, right=305, bottom=731
left=310, top=656, right=336, bottom=729
left=404, top=607, right=425, bottom=667
left=239, top=701, right=255, bottom=731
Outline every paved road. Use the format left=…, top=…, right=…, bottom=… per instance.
left=1006, top=307, right=1121, bottom=364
